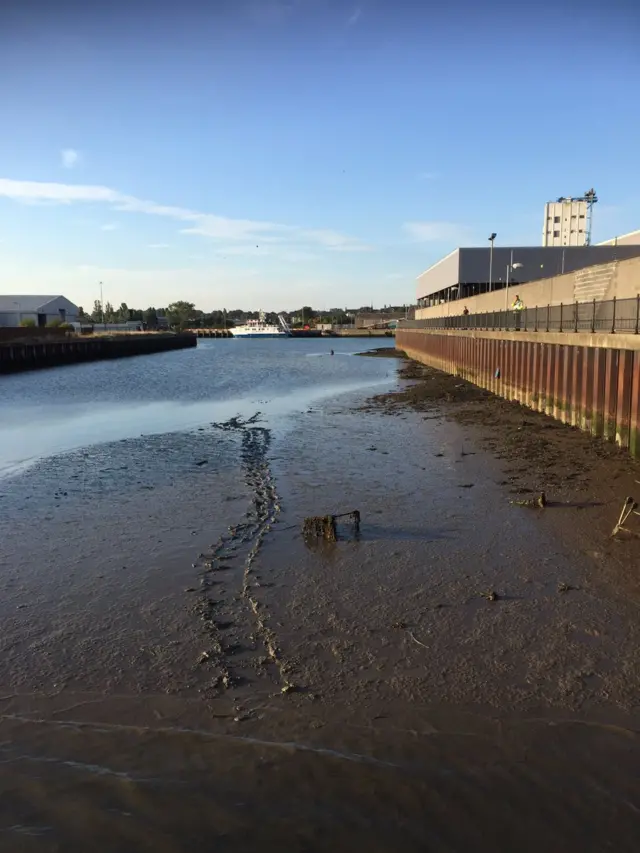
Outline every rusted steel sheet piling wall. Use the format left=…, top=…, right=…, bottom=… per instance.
left=397, top=328, right=640, bottom=458
left=0, top=333, right=197, bottom=375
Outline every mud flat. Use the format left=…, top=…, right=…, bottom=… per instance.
left=1, top=365, right=640, bottom=851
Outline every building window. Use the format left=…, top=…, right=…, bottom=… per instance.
left=554, top=216, right=560, bottom=223
left=579, top=214, right=585, bottom=219
left=553, top=230, right=560, bottom=237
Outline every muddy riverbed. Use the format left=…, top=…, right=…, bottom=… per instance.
left=1, top=349, right=640, bottom=852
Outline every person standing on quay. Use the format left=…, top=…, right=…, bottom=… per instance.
left=511, top=295, right=525, bottom=330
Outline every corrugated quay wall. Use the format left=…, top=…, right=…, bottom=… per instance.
left=397, top=328, right=640, bottom=458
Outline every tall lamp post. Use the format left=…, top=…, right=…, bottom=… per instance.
left=505, top=252, right=523, bottom=310
left=488, top=233, right=497, bottom=292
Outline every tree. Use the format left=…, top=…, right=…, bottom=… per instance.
left=103, top=302, right=117, bottom=323
left=143, top=307, right=159, bottom=329
left=77, top=306, right=92, bottom=322
left=117, top=302, right=130, bottom=322
left=166, top=301, right=198, bottom=329
left=91, top=300, right=103, bottom=323
left=19, top=317, right=36, bottom=327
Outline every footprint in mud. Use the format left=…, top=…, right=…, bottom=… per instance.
left=190, top=414, right=287, bottom=695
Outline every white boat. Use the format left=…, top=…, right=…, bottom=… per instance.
left=232, top=312, right=292, bottom=338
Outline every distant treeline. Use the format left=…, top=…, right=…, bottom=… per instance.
left=78, top=301, right=410, bottom=330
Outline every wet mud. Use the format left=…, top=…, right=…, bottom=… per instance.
left=364, top=356, right=640, bottom=593
left=191, top=414, right=295, bottom=702
left=2, top=358, right=640, bottom=851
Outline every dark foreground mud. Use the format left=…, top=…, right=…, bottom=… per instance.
left=364, top=356, right=640, bottom=592
left=2, top=368, right=640, bottom=852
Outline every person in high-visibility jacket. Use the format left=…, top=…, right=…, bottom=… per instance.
left=511, top=295, right=525, bottom=330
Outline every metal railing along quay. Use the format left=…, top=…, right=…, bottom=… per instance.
left=402, top=296, right=640, bottom=335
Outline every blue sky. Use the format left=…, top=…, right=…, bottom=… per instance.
left=0, top=0, right=638, bottom=311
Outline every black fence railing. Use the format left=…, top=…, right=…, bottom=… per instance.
left=401, top=296, right=640, bottom=334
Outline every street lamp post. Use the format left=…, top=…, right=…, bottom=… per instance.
left=488, top=233, right=497, bottom=292
left=505, top=251, right=523, bottom=310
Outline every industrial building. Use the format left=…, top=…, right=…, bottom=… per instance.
left=542, top=189, right=597, bottom=247
left=543, top=198, right=588, bottom=246
left=597, top=229, right=640, bottom=247
left=416, top=245, right=640, bottom=308
left=0, top=295, right=79, bottom=327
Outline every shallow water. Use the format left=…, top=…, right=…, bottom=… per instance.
left=1, top=341, right=640, bottom=851
left=0, top=337, right=396, bottom=478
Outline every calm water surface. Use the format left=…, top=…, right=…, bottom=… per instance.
left=0, top=338, right=395, bottom=477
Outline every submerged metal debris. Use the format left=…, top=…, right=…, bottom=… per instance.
left=302, top=510, right=361, bottom=542
left=611, top=496, right=640, bottom=538
left=510, top=492, right=547, bottom=508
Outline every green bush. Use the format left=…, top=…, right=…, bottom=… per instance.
left=19, top=318, right=36, bottom=327
left=46, top=318, right=63, bottom=327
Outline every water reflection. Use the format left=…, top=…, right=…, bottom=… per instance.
left=0, top=339, right=395, bottom=478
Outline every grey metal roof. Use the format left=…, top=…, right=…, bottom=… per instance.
left=0, top=295, right=65, bottom=312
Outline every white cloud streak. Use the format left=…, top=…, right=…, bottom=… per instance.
left=148, top=243, right=170, bottom=249
left=214, top=245, right=319, bottom=262
left=0, top=177, right=370, bottom=252
left=61, top=149, right=79, bottom=169
left=404, top=221, right=471, bottom=244
left=100, top=222, right=119, bottom=231
left=346, top=6, right=362, bottom=26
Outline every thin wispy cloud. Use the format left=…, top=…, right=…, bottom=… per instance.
left=417, top=171, right=439, bottom=182
left=0, top=177, right=370, bottom=253
left=404, top=221, right=471, bottom=243
left=100, top=222, right=119, bottom=231
left=346, top=6, right=362, bottom=26
left=61, top=149, right=79, bottom=169
left=214, top=245, right=319, bottom=262
left=302, top=228, right=371, bottom=251
left=148, top=243, right=170, bottom=249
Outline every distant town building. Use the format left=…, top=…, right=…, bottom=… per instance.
left=0, top=294, right=79, bottom=327
left=542, top=198, right=588, bottom=247
left=355, top=309, right=414, bottom=328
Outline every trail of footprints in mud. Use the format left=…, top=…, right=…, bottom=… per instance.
left=191, top=415, right=294, bottom=696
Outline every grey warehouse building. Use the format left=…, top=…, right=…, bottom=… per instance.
left=417, top=245, right=640, bottom=307
left=0, top=295, right=79, bottom=327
